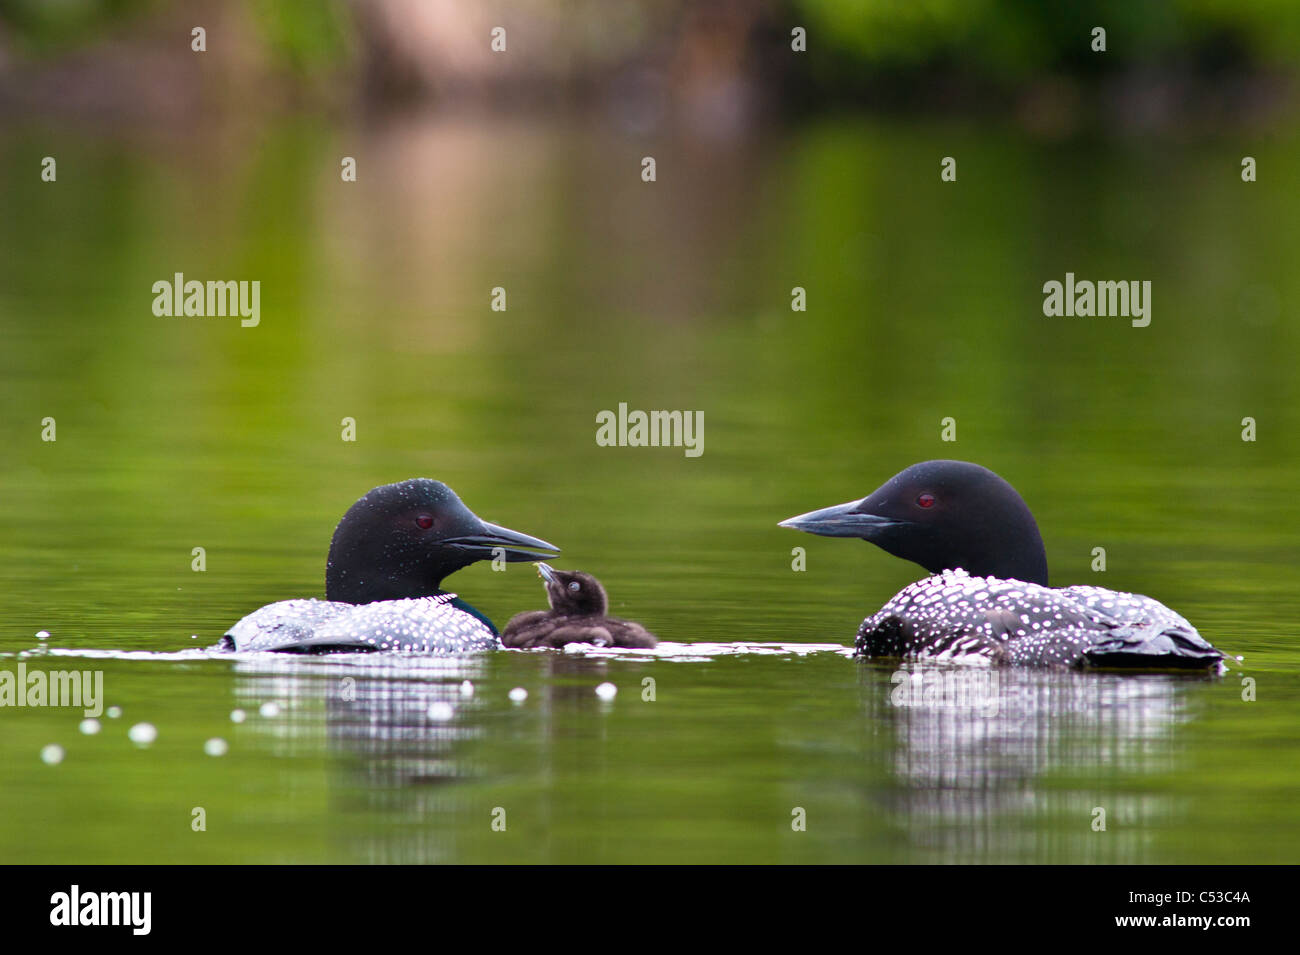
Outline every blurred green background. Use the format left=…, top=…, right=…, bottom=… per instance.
left=1, top=0, right=1297, bottom=864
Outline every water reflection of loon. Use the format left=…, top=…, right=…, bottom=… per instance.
left=230, top=655, right=488, bottom=863
left=227, top=651, right=654, bottom=863
left=225, top=644, right=1202, bottom=864
left=860, top=663, right=1200, bottom=863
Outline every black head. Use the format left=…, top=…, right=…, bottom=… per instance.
left=535, top=563, right=608, bottom=616
left=325, top=479, right=559, bottom=604
left=779, top=460, right=1049, bottom=586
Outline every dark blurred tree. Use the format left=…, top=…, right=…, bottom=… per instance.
left=0, top=0, right=158, bottom=52
left=794, top=0, right=1300, bottom=76
left=0, top=0, right=350, bottom=74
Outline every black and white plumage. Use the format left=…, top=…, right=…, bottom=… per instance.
left=781, top=460, right=1225, bottom=670
left=220, top=479, right=558, bottom=654
left=857, top=569, right=1221, bottom=668
left=223, top=594, right=500, bottom=654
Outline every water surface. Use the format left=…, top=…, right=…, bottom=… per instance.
left=2, top=115, right=1297, bottom=863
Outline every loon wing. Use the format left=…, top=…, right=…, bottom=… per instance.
left=856, top=571, right=1222, bottom=669
left=1059, top=585, right=1223, bottom=669
left=538, top=623, right=616, bottom=648
left=855, top=572, right=1042, bottom=664
left=223, top=598, right=354, bottom=652
left=605, top=618, right=659, bottom=649
left=309, top=594, right=500, bottom=653
left=501, top=613, right=660, bottom=649
left=223, top=594, right=500, bottom=654
left=500, top=610, right=554, bottom=647
left=501, top=617, right=615, bottom=649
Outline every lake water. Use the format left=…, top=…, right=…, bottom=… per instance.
left=2, top=114, right=1297, bottom=863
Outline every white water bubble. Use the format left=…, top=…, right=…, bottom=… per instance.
left=106, top=706, right=123, bottom=719
left=595, top=682, right=618, bottom=701
left=40, top=744, right=64, bottom=765
left=79, top=718, right=101, bottom=735
left=259, top=701, right=282, bottom=718
left=128, top=722, right=158, bottom=745
left=204, top=738, right=229, bottom=757
left=459, top=680, right=475, bottom=698
left=35, top=630, right=50, bottom=641
left=508, top=687, right=528, bottom=704
left=427, top=702, right=454, bottom=722
left=230, top=709, right=247, bottom=723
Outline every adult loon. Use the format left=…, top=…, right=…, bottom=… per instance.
left=779, top=460, right=1224, bottom=669
left=221, top=479, right=558, bottom=653
left=502, top=564, right=659, bottom=649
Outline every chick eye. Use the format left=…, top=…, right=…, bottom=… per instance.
left=916, top=493, right=936, bottom=509
left=568, top=581, right=580, bottom=592
left=415, top=514, right=434, bottom=529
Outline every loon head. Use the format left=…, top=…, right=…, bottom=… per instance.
left=325, top=479, right=559, bottom=604
left=535, top=563, right=608, bottom=616
left=779, top=459, right=1049, bottom=586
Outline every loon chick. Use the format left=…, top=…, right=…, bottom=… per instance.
left=221, top=479, right=558, bottom=653
left=501, top=564, right=658, bottom=649
left=779, top=460, right=1224, bottom=669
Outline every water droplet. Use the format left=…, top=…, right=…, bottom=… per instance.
left=40, top=744, right=64, bottom=765
left=427, top=702, right=454, bottom=721
left=128, top=722, right=157, bottom=746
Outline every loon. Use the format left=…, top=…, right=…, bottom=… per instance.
left=221, top=479, right=558, bottom=653
left=501, top=564, right=659, bottom=649
left=779, top=460, right=1224, bottom=669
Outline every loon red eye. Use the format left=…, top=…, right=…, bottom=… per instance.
left=916, top=493, right=936, bottom=509
left=415, top=514, right=434, bottom=529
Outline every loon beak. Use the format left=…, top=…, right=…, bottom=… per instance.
left=536, top=562, right=557, bottom=583
left=444, top=521, right=560, bottom=562
left=779, top=500, right=904, bottom=539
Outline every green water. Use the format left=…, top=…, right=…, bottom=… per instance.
left=1, top=115, right=1297, bottom=863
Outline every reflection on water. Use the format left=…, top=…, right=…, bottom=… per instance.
left=232, top=655, right=487, bottom=863
left=197, top=645, right=1214, bottom=864
left=226, top=642, right=854, bottom=861
left=865, top=663, right=1207, bottom=863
